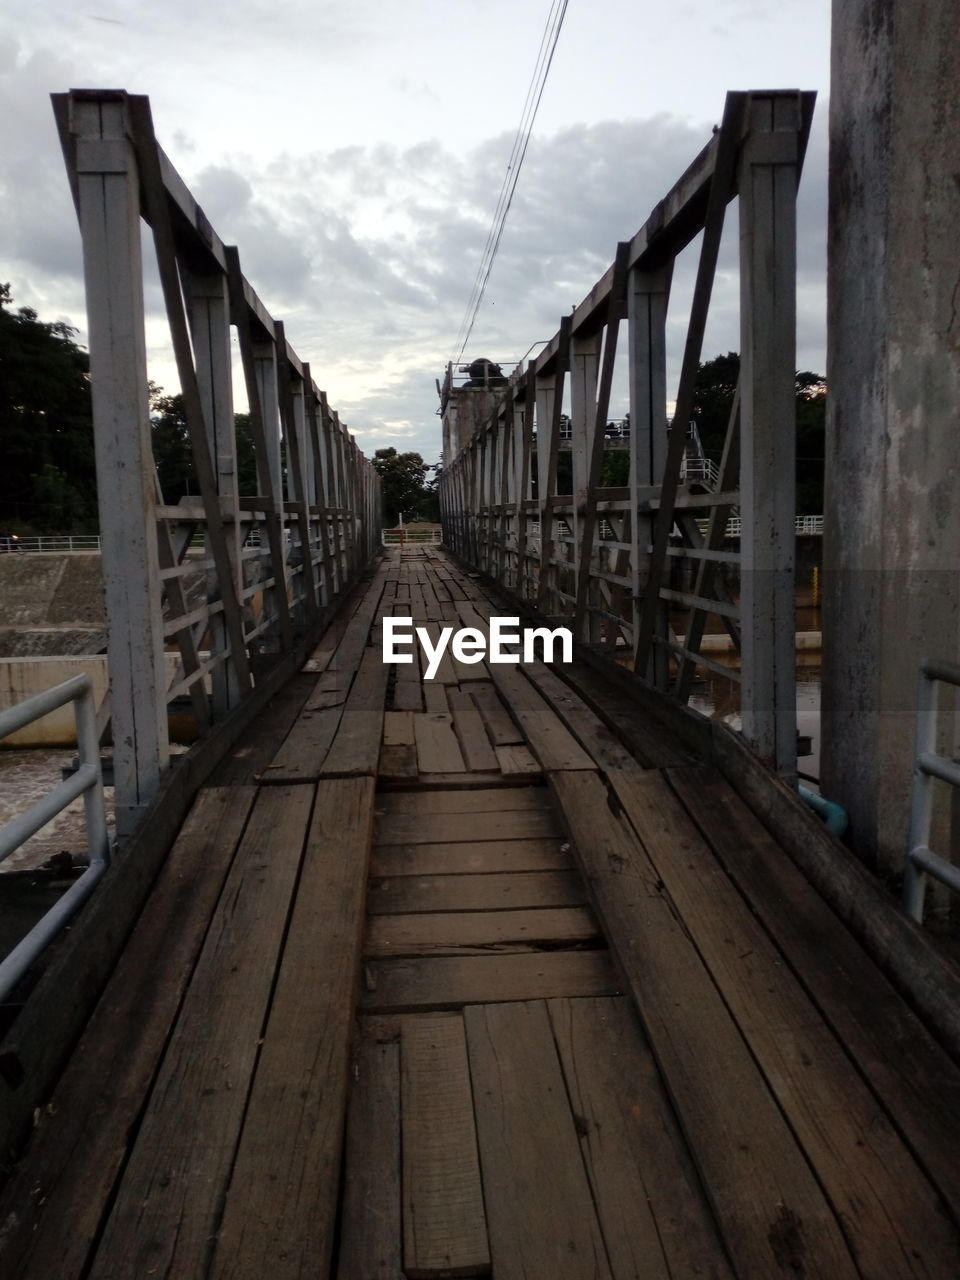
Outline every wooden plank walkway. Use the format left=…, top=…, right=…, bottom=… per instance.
left=1, top=546, right=959, bottom=1278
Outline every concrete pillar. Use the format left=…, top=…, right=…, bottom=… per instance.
left=822, top=2, right=960, bottom=891
left=442, top=386, right=504, bottom=465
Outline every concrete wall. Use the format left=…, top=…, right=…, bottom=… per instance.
left=442, top=387, right=504, bottom=465
left=0, top=655, right=186, bottom=746
left=823, top=3, right=960, bottom=884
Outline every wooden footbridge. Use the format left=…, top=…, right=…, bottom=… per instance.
left=1, top=91, right=960, bottom=1279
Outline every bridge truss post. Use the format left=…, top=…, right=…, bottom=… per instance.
left=66, top=93, right=170, bottom=838
left=628, top=264, right=672, bottom=690
left=186, top=271, right=244, bottom=715
left=737, top=93, right=801, bottom=780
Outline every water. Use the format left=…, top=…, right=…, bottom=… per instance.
left=688, top=657, right=823, bottom=785
left=0, top=749, right=116, bottom=873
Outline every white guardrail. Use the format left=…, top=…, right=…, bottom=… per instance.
left=903, top=657, right=960, bottom=925
left=0, top=675, right=110, bottom=1000
left=3, top=521, right=824, bottom=554
left=381, top=529, right=443, bottom=546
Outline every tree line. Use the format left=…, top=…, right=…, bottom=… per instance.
left=0, top=289, right=825, bottom=534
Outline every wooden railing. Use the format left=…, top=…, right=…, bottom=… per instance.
left=440, top=90, right=815, bottom=779
left=54, top=90, right=380, bottom=835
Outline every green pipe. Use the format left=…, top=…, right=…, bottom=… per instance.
left=798, top=784, right=848, bottom=838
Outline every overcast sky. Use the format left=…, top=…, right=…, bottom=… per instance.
left=1, top=0, right=830, bottom=463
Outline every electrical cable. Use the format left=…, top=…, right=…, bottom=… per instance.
left=449, top=0, right=569, bottom=370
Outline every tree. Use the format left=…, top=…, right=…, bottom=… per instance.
left=691, top=353, right=827, bottom=514
left=419, top=458, right=443, bottom=523
left=0, top=285, right=97, bottom=532
left=150, top=388, right=261, bottom=503
left=150, top=387, right=194, bottom=503
left=372, top=447, right=430, bottom=525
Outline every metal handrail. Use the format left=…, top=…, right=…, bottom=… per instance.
left=0, top=535, right=103, bottom=552
left=381, top=529, right=443, bottom=545
left=903, top=657, right=960, bottom=924
left=0, top=675, right=110, bottom=1000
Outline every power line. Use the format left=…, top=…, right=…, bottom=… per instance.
left=450, top=0, right=569, bottom=370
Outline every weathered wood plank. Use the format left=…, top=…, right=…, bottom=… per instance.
left=423, top=682, right=449, bottom=715
left=378, top=787, right=550, bottom=816
left=315, top=564, right=388, bottom=687
left=447, top=688, right=499, bottom=772
left=608, top=768, right=960, bottom=1277
left=376, top=808, right=562, bottom=847
left=414, top=713, right=467, bottom=774
left=549, top=769, right=858, bottom=1279
left=305, top=560, right=388, bottom=672
left=366, top=908, right=598, bottom=957
left=0, top=788, right=256, bottom=1280
left=711, top=719, right=960, bottom=1061
left=667, top=764, right=960, bottom=1247
left=322, top=647, right=391, bottom=776
left=495, top=744, right=541, bottom=775
left=262, top=704, right=343, bottom=784
left=379, top=743, right=419, bottom=779
left=207, top=673, right=315, bottom=784
left=214, top=777, right=375, bottom=1277
left=469, top=682, right=523, bottom=745
left=552, top=656, right=692, bottom=768
left=383, top=710, right=416, bottom=746
left=362, top=950, right=620, bottom=1013
left=401, top=1015, right=490, bottom=1278
left=305, top=667, right=350, bottom=711
left=453, top=604, right=596, bottom=770
left=378, top=771, right=530, bottom=791
left=524, top=662, right=645, bottom=773
left=87, top=786, right=314, bottom=1280
left=422, top=622, right=459, bottom=686
left=370, top=837, right=570, bottom=878
left=392, top=613, right=424, bottom=712
left=368, top=870, right=585, bottom=915
left=549, top=996, right=733, bottom=1280
left=465, top=1001, right=612, bottom=1279
left=337, top=1036, right=403, bottom=1280
left=489, top=675, right=596, bottom=771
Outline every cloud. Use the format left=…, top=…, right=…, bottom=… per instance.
left=0, top=43, right=828, bottom=463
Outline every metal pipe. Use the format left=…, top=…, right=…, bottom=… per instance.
left=0, top=673, right=92, bottom=738
left=0, top=863, right=106, bottom=1002
left=0, top=674, right=111, bottom=1001
left=0, top=765, right=98, bottom=864
left=903, top=659, right=959, bottom=923
left=798, top=784, right=848, bottom=838
left=908, top=844, right=960, bottom=895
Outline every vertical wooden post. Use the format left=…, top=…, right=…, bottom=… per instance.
left=187, top=271, right=243, bottom=712
left=536, top=317, right=570, bottom=615
left=254, top=343, right=284, bottom=512
left=628, top=264, right=672, bottom=686
left=253, top=338, right=291, bottom=644
left=497, top=394, right=515, bottom=586
left=70, top=93, right=168, bottom=836
left=514, top=376, right=533, bottom=599
left=303, top=367, right=333, bottom=608
left=738, top=93, right=799, bottom=779
left=274, top=321, right=318, bottom=622
left=569, top=332, right=601, bottom=633
left=575, top=244, right=629, bottom=644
